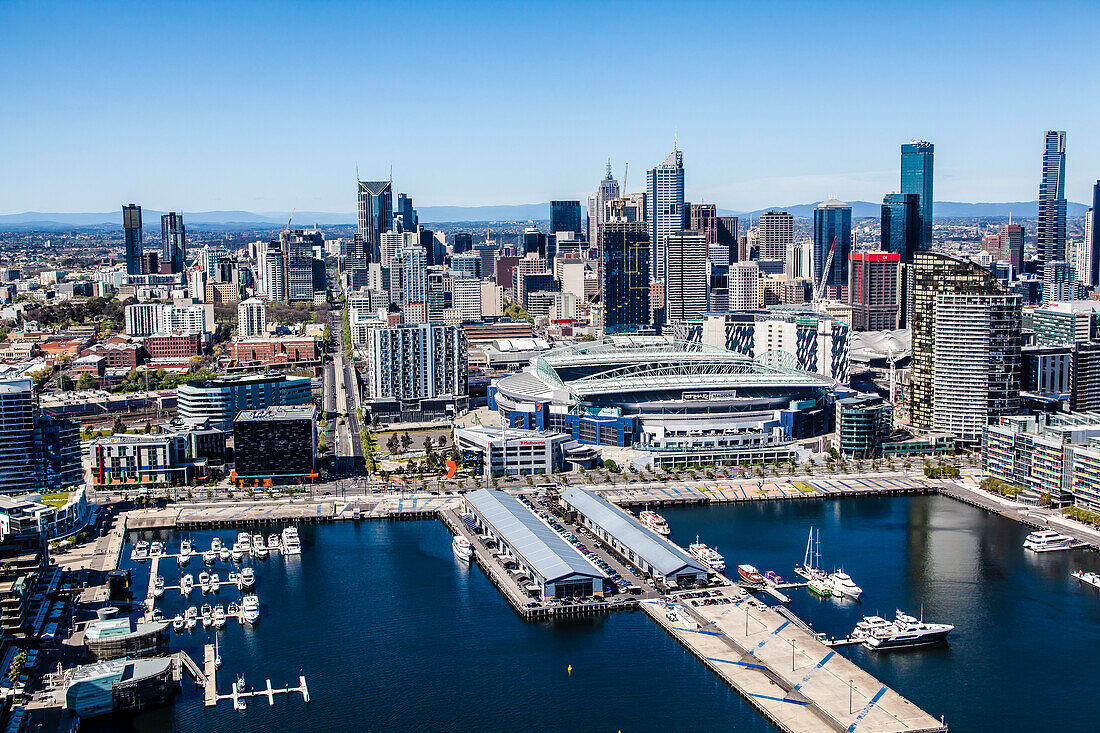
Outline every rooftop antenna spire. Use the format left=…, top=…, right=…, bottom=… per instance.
left=606, top=157, right=612, bottom=178
left=355, top=164, right=360, bottom=183
left=673, top=128, right=678, bottom=152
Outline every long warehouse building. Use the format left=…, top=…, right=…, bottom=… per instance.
left=560, top=488, right=709, bottom=587
left=465, top=489, right=607, bottom=600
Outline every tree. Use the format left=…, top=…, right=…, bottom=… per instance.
left=400, top=432, right=412, bottom=452
left=112, top=415, right=126, bottom=435
left=437, top=435, right=448, bottom=448
left=603, top=459, right=619, bottom=473
left=387, top=434, right=400, bottom=454
left=423, top=436, right=435, bottom=467
left=76, top=372, right=97, bottom=390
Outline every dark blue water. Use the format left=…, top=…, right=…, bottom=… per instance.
left=97, top=495, right=1100, bottom=732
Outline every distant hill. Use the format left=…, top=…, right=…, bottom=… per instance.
left=0, top=199, right=1089, bottom=230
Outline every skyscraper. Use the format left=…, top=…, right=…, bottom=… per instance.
left=689, top=204, right=718, bottom=244
left=601, top=221, right=650, bottom=334
left=357, top=179, right=393, bottom=265
left=452, top=232, right=472, bottom=255
left=880, top=194, right=920, bottom=263
left=395, top=193, right=417, bottom=232
left=283, top=229, right=322, bottom=302
left=901, top=140, right=934, bottom=251
left=848, top=252, right=901, bottom=331
left=122, top=203, right=143, bottom=276
left=523, top=227, right=546, bottom=258
left=981, top=223, right=1025, bottom=275
left=1037, top=131, right=1067, bottom=279
left=549, top=201, right=583, bottom=238
left=645, top=145, right=685, bottom=281
left=588, top=162, right=621, bottom=251
left=911, top=252, right=1010, bottom=433
left=160, top=212, right=186, bottom=274
left=717, top=216, right=739, bottom=265
left=758, top=210, right=794, bottom=262
left=1090, top=181, right=1100, bottom=286
left=664, top=232, right=708, bottom=322
left=812, top=200, right=851, bottom=293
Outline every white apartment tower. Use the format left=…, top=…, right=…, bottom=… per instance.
left=664, top=232, right=708, bottom=322
left=645, top=144, right=685, bottom=281
left=238, top=298, right=267, bottom=338
left=758, top=210, right=794, bottom=262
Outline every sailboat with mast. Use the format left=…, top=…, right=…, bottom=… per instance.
left=794, top=528, right=832, bottom=597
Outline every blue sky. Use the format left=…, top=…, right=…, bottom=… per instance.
left=2, top=0, right=1098, bottom=214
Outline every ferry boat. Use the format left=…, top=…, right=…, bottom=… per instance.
left=171, top=614, right=185, bottom=633
left=689, top=537, right=726, bottom=573
left=737, top=564, right=765, bottom=585
left=1071, top=569, right=1100, bottom=590
left=282, top=527, right=301, bottom=555
left=826, top=571, right=863, bottom=600
left=199, top=571, right=212, bottom=594
left=1023, top=530, right=1074, bottom=552
left=201, top=604, right=213, bottom=628
left=185, top=606, right=198, bottom=631
left=242, top=594, right=260, bottom=625
left=152, top=576, right=165, bottom=599
left=131, top=541, right=149, bottom=562
left=180, top=573, right=193, bottom=597
left=452, top=535, right=473, bottom=563
left=239, top=567, right=256, bottom=589
left=860, top=610, right=954, bottom=650
left=213, top=605, right=226, bottom=629
left=178, top=539, right=193, bottom=565
left=639, top=510, right=671, bottom=537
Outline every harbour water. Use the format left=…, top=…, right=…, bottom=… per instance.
left=98, top=495, right=1100, bottom=732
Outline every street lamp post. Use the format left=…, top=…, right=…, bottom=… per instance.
left=849, top=679, right=854, bottom=715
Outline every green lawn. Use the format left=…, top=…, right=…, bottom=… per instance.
left=39, top=492, right=71, bottom=507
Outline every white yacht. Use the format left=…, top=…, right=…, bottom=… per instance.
left=826, top=571, right=863, bottom=600
left=199, top=571, right=212, bottom=594
left=242, top=594, right=260, bottom=625
left=281, top=527, right=301, bottom=555
left=639, top=510, right=671, bottom=537
left=210, top=537, right=223, bottom=552
left=210, top=572, right=221, bottom=592
left=178, top=539, right=193, bottom=565
left=688, top=537, right=725, bottom=573
left=203, top=548, right=217, bottom=565
left=452, top=535, right=473, bottom=563
left=180, top=573, right=193, bottom=597
left=239, top=567, right=256, bottom=589
left=152, top=576, right=165, bottom=599
left=850, top=615, right=892, bottom=641
left=253, top=542, right=269, bottom=559
left=172, top=614, right=185, bottom=633
left=237, top=532, right=252, bottom=552
left=230, top=543, right=244, bottom=563
left=861, top=610, right=954, bottom=650
left=1023, top=530, right=1074, bottom=552
left=219, top=545, right=231, bottom=563
left=185, top=606, right=198, bottom=630
left=268, top=534, right=280, bottom=551
left=213, top=604, right=227, bottom=629
left=149, top=541, right=164, bottom=558
left=201, top=604, right=213, bottom=628
left=131, top=541, right=149, bottom=562
left=252, top=533, right=264, bottom=552
left=1071, top=569, right=1100, bottom=590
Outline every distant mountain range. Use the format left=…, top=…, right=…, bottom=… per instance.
left=0, top=200, right=1089, bottom=229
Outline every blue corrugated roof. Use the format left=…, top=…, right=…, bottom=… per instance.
left=560, top=488, right=707, bottom=578
left=466, top=489, right=605, bottom=585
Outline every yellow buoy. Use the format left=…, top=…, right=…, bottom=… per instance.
left=567, top=664, right=572, bottom=675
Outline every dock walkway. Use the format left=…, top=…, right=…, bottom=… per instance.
left=643, top=595, right=946, bottom=733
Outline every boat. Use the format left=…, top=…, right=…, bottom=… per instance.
left=227, top=601, right=240, bottom=617
left=795, top=527, right=834, bottom=597
left=201, top=604, right=213, bottom=628
left=237, top=532, right=252, bottom=552
left=209, top=573, right=220, bottom=592
left=149, top=541, right=164, bottom=558
left=807, top=575, right=832, bottom=597
left=239, top=567, right=255, bottom=589
left=1071, top=569, right=1100, bottom=589
left=219, top=546, right=231, bottom=563
left=639, top=510, right=671, bottom=537
left=242, top=594, right=260, bottom=625
left=131, top=541, right=149, bottom=562
left=227, top=572, right=240, bottom=586
left=185, top=606, right=198, bottom=631
left=252, top=534, right=264, bottom=552
left=199, top=571, right=211, bottom=594
left=849, top=615, right=892, bottom=641
left=253, top=542, right=269, bottom=559
left=230, top=543, right=244, bottom=562
left=178, top=539, right=193, bottom=565
left=180, top=573, right=193, bottom=597
left=764, top=570, right=784, bottom=585
left=213, top=604, right=226, bottom=629
left=210, top=537, right=223, bottom=552
left=203, top=548, right=217, bottom=565
left=452, top=535, right=473, bottom=563
left=281, top=527, right=301, bottom=555
left=152, top=576, right=165, bottom=599
left=737, top=564, right=765, bottom=585
left=826, top=571, right=863, bottom=600
left=689, top=537, right=726, bottom=573
left=233, top=675, right=247, bottom=710
left=861, top=609, right=954, bottom=650
left=1023, top=530, right=1074, bottom=552
left=214, top=633, right=222, bottom=668
left=268, top=534, right=280, bottom=551
left=171, top=614, right=184, bottom=633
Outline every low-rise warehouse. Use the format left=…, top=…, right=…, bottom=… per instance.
left=464, top=489, right=607, bottom=600
left=560, top=488, right=709, bottom=587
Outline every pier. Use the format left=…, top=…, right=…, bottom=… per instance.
left=643, top=593, right=947, bottom=733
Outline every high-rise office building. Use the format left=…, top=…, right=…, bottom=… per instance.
left=395, top=193, right=417, bottom=232
left=811, top=200, right=851, bottom=292
left=588, top=162, right=621, bottom=251
left=901, top=140, right=934, bottom=251
left=689, top=204, right=718, bottom=244
left=0, top=378, right=81, bottom=494
left=664, top=232, right=708, bottom=322
left=911, top=252, right=1009, bottom=433
left=283, top=229, right=322, bottom=302
left=1037, top=131, right=1067, bottom=280
left=982, top=223, right=1025, bottom=276
left=122, top=204, right=143, bottom=276
left=717, top=216, right=739, bottom=265
left=1089, top=181, right=1100, bottom=286
left=758, top=210, right=794, bottom=262
left=602, top=220, right=650, bottom=334
left=550, top=201, right=583, bottom=239
left=523, top=227, right=546, bottom=258
left=645, top=145, right=685, bottom=281
left=880, top=193, right=921, bottom=263
left=356, top=179, right=393, bottom=265
left=452, top=232, right=472, bottom=255
left=848, top=252, right=901, bottom=331
left=729, top=262, right=761, bottom=311
left=160, top=212, right=186, bottom=274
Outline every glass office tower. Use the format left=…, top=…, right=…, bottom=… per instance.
left=901, top=141, right=934, bottom=251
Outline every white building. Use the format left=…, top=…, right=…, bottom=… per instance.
left=728, top=262, right=761, bottom=311
left=481, top=282, right=505, bottom=318
left=645, top=145, right=685, bottom=281
left=758, top=210, right=794, bottom=262
left=124, top=303, right=162, bottom=336
left=125, top=302, right=211, bottom=337
left=400, top=246, right=427, bottom=305
left=664, top=232, right=708, bottom=322
left=364, top=324, right=467, bottom=401
left=237, top=298, right=267, bottom=338
left=451, top=277, right=483, bottom=322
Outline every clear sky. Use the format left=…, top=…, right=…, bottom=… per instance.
left=2, top=0, right=1098, bottom=214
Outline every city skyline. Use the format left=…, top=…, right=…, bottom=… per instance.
left=2, top=2, right=1100, bottom=213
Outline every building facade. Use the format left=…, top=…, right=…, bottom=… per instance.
left=900, top=140, right=934, bottom=251
left=123, top=204, right=143, bottom=276
left=160, top=212, right=186, bottom=274
left=812, top=200, right=851, bottom=292
left=848, top=252, right=901, bottom=331
left=601, top=221, right=650, bottom=334
left=177, top=374, right=313, bottom=430
left=664, top=232, right=708, bottom=323
left=645, top=146, right=685, bottom=281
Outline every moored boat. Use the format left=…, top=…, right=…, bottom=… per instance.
left=639, top=510, right=671, bottom=537
left=242, top=594, right=260, bottom=625
left=452, top=535, right=473, bottom=563
left=180, top=573, right=193, bottom=597
left=1071, top=569, right=1100, bottom=590
left=737, top=564, right=764, bottom=585
left=1023, top=530, right=1074, bottom=552
left=131, top=541, right=149, bottom=562
left=239, top=567, right=255, bottom=589
left=689, top=537, right=726, bottom=573
left=826, top=571, right=863, bottom=600
left=178, top=538, right=193, bottom=565
left=861, top=610, right=953, bottom=650
left=171, top=614, right=184, bottom=633
left=152, top=576, right=165, bottom=598
left=281, top=527, right=301, bottom=555
left=185, top=606, right=198, bottom=630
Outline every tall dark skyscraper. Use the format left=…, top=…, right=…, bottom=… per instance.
left=452, top=232, right=472, bottom=255
left=523, top=228, right=546, bottom=258
left=717, top=216, right=739, bottom=265
left=812, top=199, right=852, bottom=292
left=160, top=212, right=186, bottom=274
left=396, top=193, right=417, bottom=232
left=1037, top=131, right=1067, bottom=275
left=901, top=140, right=934, bottom=251
left=1090, top=181, right=1100, bottom=287
left=550, top=200, right=583, bottom=238
left=356, top=180, right=393, bottom=265
left=122, top=204, right=143, bottom=276
left=880, top=193, right=920, bottom=263
left=602, top=221, right=650, bottom=334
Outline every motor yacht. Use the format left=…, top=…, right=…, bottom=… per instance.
left=242, top=594, right=260, bottom=625
left=209, top=572, right=220, bottom=592
left=199, top=571, right=212, bottom=594
left=268, top=534, right=280, bottom=551
left=281, top=527, right=301, bottom=555
left=861, top=610, right=954, bottom=650
left=252, top=534, right=264, bottom=553
left=178, top=538, right=193, bottom=565
left=230, top=543, right=244, bottom=563
left=172, top=614, right=184, bottom=633
left=213, top=604, right=226, bottom=629
left=452, top=535, right=473, bottom=563
left=239, top=567, right=256, bottom=589
left=152, top=576, right=165, bottom=599
left=185, top=606, right=198, bottom=631
left=253, top=542, right=268, bottom=559
left=203, top=548, right=217, bottom=565
left=180, top=573, right=193, bottom=597
left=1023, top=530, right=1074, bottom=552
left=639, top=510, right=671, bottom=537
left=826, top=571, right=863, bottom=600
left=219, top=546, right=231, bottom=563
left=237, top=532, right=252, bottom=552
left=131, top=541, right=149, bottom=562
left=149, top=541, right=164, bottom=558
left=737, top=564, right=764, bottom=585
left=201, top=604, right=214, bottom=628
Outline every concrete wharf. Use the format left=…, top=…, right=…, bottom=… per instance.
left=643, top=593, right=947, bottom=733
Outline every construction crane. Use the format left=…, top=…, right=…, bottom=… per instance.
left=622, top=162, right=628, bottom=194
left=813, top=235, right=837, bottom=306
left=283, top=207, right=296, bottom=236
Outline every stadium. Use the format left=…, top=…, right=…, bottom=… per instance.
left=491, top=336, right=839, bottom=467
